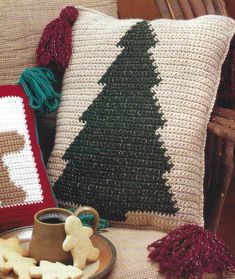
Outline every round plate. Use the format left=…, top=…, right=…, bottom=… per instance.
left=0, top=226, right=116, bottom=279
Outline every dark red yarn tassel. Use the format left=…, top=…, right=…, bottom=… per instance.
left=36, top=6, right=79, bottom=71
left=148, top=224, right=235, bottom=279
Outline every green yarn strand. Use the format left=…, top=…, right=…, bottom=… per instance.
left=18, top=67, right=61, bottom=115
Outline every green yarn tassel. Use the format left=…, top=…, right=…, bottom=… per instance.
left=18, top=67, right=61, bottom=115
left=68, top=208, right=110, bottom=230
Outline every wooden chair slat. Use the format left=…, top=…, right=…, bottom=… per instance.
left=212, top=0, right=221, bottom=14
left=188, top=0, right=207, bottom=17
left=117, top=0, right=161, bottom=19
left=203, top=0, right=216, bottom=14
left=205, top=136, right=223, bottom=231
left=178, top=0, right=194, bottom=19
left=207, top=140, right=234, bottom=232
left=212, top=0, right=227, bottom=15
left=155, top=0, right=172, bottom=18
left=204, top=131, right=215, bottom=192
left=217, top=0, right=228, bottom=15
left=165, top=0, right=184, bottom=19
left=225, top=0, right=235, bottom=18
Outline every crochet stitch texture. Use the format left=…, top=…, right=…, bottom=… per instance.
left=47, top=8, right=235, bottom=231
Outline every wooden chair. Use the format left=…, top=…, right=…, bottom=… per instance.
left=117, top=0, right=234, bottom=232
left=118, top=0, right=228, bottom=19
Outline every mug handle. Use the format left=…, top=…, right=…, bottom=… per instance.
left=74, top=206, right=100, bottom=233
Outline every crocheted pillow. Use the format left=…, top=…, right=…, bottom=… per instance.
left=47, top=8, right=235, bottom=231
left=0, top=85, right=56, bottom=231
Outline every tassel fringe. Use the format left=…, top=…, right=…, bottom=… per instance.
left=36, top=6, right=79, bottom=71
left=148, top=224, right=235, bottom=279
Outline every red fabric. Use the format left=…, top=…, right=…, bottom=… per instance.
left=36, top=6, right=79, bottom=71
left=148, top=224, right=235, bottom=279
left=0, top=85, right=56, bottom=232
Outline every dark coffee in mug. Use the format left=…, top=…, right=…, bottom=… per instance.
left=38, top=212, right=68, bottom=224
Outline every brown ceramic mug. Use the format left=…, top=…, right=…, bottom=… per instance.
left=28, top=206, right=100, bottom=263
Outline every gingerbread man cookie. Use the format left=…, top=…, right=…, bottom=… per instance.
left=62, top=216, right=100, bottom=270
left=30, top=260, right=83, bottom=279
left=0, top=237, right=28, bottom=271
left=1, top=250, right=36, bottom=278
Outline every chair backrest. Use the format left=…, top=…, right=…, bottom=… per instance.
left=118, top=0, right=227, bottom=19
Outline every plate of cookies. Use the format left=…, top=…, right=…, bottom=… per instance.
left=0, top=207, right=116, bottom=279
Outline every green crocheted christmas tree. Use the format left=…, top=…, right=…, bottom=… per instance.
left=53, top=21, right=178, bottom=221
